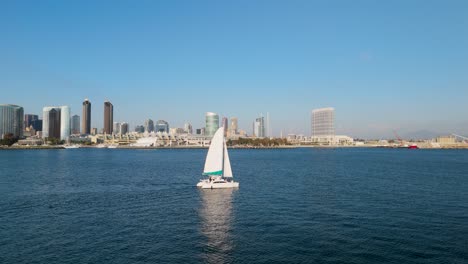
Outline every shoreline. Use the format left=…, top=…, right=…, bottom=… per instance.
left=2, top=145, right=468, bottom=150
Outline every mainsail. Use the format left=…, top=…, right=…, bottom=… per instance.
left=203, top=127, right=224, bottom=175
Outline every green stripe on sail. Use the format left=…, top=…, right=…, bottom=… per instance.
left=203, top=170, right=223, bottom=175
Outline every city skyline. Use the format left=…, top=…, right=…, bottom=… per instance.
left=1, top=1, right=468, bottom=138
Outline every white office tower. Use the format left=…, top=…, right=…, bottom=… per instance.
left=311, top=107, right=335, bottom=145
left=42, top=106, right=71, bottom=140
left=60, top=106, right=70, bottom=140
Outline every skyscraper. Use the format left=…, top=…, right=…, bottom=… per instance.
left=222, top=117, right=228, bottom=136
left=145, top=119, right=154, bottom=133
left=48, top=108, right=61, bottom=139
left=104, top=101, right=113, bottom=134
left=155, top=120, right=169, bottom=133
left=184, top=122, right=193, bottom=134
left=311, top=107, right=335, bottom=144
left=135, top=125, right=145, bottom=133
left=42, top=106, right=70, bottom=140
left=254, top=116, right=265, bottom=137
left=120, top=122, right=129, bottom=135
left=113, top=122, right=121, bottom=135
left=0, top=104, right=24, bottom=138
left=205, top=112, right=219, bottom=137
left=71, top=115, right=80, bottom=134
left=24, top=114, right=38, bottom=129
left=82, top=99, right=91, bottom=134
left=60, top=106, right=70, bottom=140
left=230, top=117, right=238, bottom=135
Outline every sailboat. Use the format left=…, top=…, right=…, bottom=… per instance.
left=197, top=127, right=239, bottom=189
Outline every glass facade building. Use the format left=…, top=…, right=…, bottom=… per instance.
left=82, top=99, right=91, bottom=134
left=0, top=104, right=24, bottom=138
left=311, top=107, right=335, bottom=144
left=24, top=114, right=38, bottom=129
left=145, top=119, right=154, bottom=133
left=155, top=120, right=169, bottom=133
left=205, top=112, right=219, bottom=137
left=230, top=117, right=238, bottom=135
left=71, top=115, right=80, bottom=134
left=104, top=101, right=113, bottom=134
left=254, top=116, right=265, bottom=138
left=42, top=106, right=71, bottom=140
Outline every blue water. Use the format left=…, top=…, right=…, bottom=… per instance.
left=1, top=148, right=467, bottom=263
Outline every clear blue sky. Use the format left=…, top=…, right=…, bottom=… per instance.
left=1, top=0, right=467, bottom=138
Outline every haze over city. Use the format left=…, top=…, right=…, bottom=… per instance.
left=1, top=0, right=467, bottom=139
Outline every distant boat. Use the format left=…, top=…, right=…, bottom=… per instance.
left=63, top=145, right=80, bottom=149
left=197, top=127, right=239, bottom=189
left=408, top=144, right=419, bottom=149
left=108, top=145, right=118, bottom=149
left=95, top=144, right=106, bottom=148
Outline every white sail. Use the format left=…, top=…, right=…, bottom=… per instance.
left=203, top=127, right=224, bottom=175
left=223, top=139, right=233, bottom=177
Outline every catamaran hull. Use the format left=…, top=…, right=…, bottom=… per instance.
left=198, top=181, right=239, bottom=189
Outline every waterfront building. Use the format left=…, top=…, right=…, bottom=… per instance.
left=24, top=114, right=38, bottom=129
left=0, top=104, right=24, bottom=138
left=253, top=116, right=265, bottom=137
left=184, top=122, right=193, bottom=134
left=205, top=112, right=219, bottom=137
left=42, top=106, right=70, bottom=140
left=48, top=108, right=61, bottom=139
left=311, top=107, right=335, bottom=144
left=60, top=106, right=70, bottom=140
left=145, top=119, right=154, bottom=133
left=82, top=99, right=91, bottom=134
left=91, top=128, right=97, bottom=135
left=155, top=120, right=169, bottom=133
left=71, top=115, right=80, bottom=134
left=222, top=117, right=228, bottom=136
left=135, top=125, right=145, bottom=133
left=230, top=117, right=238, bottom=135
left=104, top=101, right=113, bottom=134
left=120, top=122, right=129, bottom=135
left=113, top=122, right=121, bottom=135
left=31, top=119, right=42, bottom=132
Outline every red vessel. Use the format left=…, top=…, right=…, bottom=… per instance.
left=408, top=145, right=419, bottom=149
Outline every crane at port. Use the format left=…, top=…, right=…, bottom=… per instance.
left=393, top=130, right=404, bottom=147
left=452, top=134, right=468, bottom=142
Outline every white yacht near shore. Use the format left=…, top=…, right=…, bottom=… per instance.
left=197, top=127, right=239, bottom=189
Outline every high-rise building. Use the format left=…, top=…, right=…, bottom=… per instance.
left=0, top=104, right=24, bottom=138
left=205, top=112, right=219, bottom=137
left=71, top=115, right=80, bottom=134
left=145, top=119, right=154, bottom=133
left=196, top=128, right=205, bottom=135
left=104, top=101, right=113, bottom=134
left=31, top=119, right=42, bottom=132
left=113, top=122, right=121, bottom=135
left=120, top=122, right=129, bottom=135
left=311, top=107, right=335, bottom=144
left=155, top=120, right=169, bottom=133
left=222, top=117, right=228, bottom=136
left=82, top=99, right=91, bottom=134
left=230, top=117, right=238, bottom=135
left=253, top=116, right=265, bottom=138
left=48, top=108, right=61, bottom=139
left=91, top=128, right=97, bottom=135
left=24, top=114, right=38, bottom=129
left=135, top=125, right=145, bottom=133
left=42, top=106, right=70, bottom=140
left=60, top=106, right=70, bottom=140
left=184, top=122, right=193, bottom=134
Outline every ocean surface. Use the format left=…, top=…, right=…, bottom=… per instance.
left=1, top=148, right=467, bottom=263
